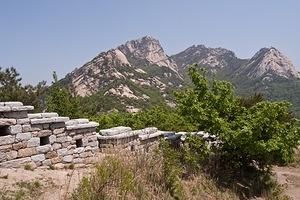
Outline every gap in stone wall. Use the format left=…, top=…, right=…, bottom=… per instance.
left=40, top=136, right=50, bottom=146
left=0, top=126, right=10, bottom=136
left=76, top=139, right=83, bottom=148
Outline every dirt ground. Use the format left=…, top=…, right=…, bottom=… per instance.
left=0, top=167, right=93, bottom=200
left=0, top=165, right=299, bottom=200
left=273, top=166, right=300, bottom=200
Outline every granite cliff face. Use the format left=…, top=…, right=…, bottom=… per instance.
left=171, top=45, right=242, bottom=71
left=62, top=36, right=300, bottom=113
left=62, top=36, right=183, bottom=112
left=237, top=47, right=300, bottom=80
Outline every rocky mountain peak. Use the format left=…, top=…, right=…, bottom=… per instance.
left=171, top=44, right=238, bottom=70
left=243, top=47, right=300, bottom=79
left=118, top=36, right=178, bottom=72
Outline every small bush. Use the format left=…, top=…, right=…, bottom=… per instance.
left=24, top=164, right=34, bottom=171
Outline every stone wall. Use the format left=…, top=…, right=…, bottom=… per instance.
left=0, top=101, right=218, bottom=169
left=0, top=102, right=99, bottom=168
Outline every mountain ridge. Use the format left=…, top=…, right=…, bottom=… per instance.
left=61, top=36, right=300, bottom=114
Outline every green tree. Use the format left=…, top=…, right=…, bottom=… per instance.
left=175, top=65, right=300, bottom=171
left=0, top=67, right=47, bottom=111
left=46, top=71, right=80, bottom=118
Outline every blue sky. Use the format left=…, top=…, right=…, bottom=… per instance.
left=0, top=0, right=299, bottom=84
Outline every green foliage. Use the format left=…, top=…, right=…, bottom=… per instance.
left=181, top=135, right=209, bottom=173
left=90, top=106, right=196, bottom=132
left=239, top=92, right=264, bottom=108
left=46, top=71, right=80, bottom=118
left=160, top=141, right=186, bottom=200
left=176, top=65, right=300, bottom=170
left=0, top=67, right=47, bottom=111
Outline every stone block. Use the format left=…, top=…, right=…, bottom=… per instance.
left=63, top=155, right=73, bottom=163
left=53, top=117, right=69, bottom=123
left=28, top=113, right=42, bottom=119
left=16, top=132, right=32, bottom=141
left=56, top=136, right=67, bottom=143
left=73, top=158, right=83, bottom=164
left=79, top=151, right=92, bottom=158
left=62, top=142, right=71, bottom=148
left=57, top=148, right=68, bottom=156
left=0, top=157, right=31, bottom=168
left=50, top=123, right=65, bottom=130
left=3, top=111, right=28, bottom=119
left=22, top=124, right=31, bottom=132
left=36, top=130, right=52, bottom=137
left=52, top=128, right=65, bottom=135
left=0, top=106, right=11, bottom=112
left=66, top=136, right=72, bottom=142
left=41, top=112, right=58, bottom=118
left=49, top=135, right=56, bottom=144
left=8, top=125, right=22, bottom=134
left=11, top=106, right=34, bottom=112
left=0, top=144, right=12, bottom=151
left=31, top=124, right=43, bottom=131
left=36, top=144, right=52, bottom=154
left=87, top=141, right=98, bottom=147
left=53, top=163, right=64, bottom=169
left=100, top=126, right=131, bottom=136
left=45, top=151, right=58, bottom=159
left=30, top=118, right=54, bottom=125
left=52, top=143, right=62, bottom=150
left=0, top=118, right=16, bottom=126
left=0, top=135, right=15, bottom=145
left=67, top=145, right=76, bottom=150
left=4, top=102, right=23, bottom=107
left=31, top=154, right=46, bottom=162
left=75, top=118, right=89, bottom=124
left=6, top=150, right=18, bottom=160
left=42, top=159, right=52, bottom=166
left=51, top=157, right=62, bottom=164
left=18, top=147, right=37, bottom=158
left=16, top=118, right=30, bottom=124
left=73, top=147, right=84, bottom=154
left=0, top=152, right=6, bottom=162
left=87, top=135, right=98, bottom=142
left=42, top=123, right=50, bottom=129
left=27, top=137, right=40, bottom=147
left=12, top=142, right=27, bottom=150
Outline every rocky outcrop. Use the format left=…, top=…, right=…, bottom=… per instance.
left=63, top=36, right=183, bottom=98
left=238, top=47, right=300, bottom=79
left=171, top=45, right=243, bottom=72
left=118, top=36, right=178, bottom=72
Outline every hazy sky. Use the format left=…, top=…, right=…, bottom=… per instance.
left=0, top=0, right=299, bottom=84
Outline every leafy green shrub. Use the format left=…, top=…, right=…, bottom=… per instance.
left=46, top=71, right=80, bottom=119
left=181, top=135, right=209, bottom=173
left=90, top=105, right=196, bottom=132
left=176, top=66, right=300, bottom=171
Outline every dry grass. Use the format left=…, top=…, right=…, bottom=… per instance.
left=71, top=151, right=239, bottom=200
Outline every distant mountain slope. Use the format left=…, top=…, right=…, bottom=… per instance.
left=61, top=36, right=184, bottom=113
left=172, top=45, right=300, bottom=115
left=61, top=36, right=300, bottom=115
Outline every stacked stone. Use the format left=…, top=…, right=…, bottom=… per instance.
left=64, top=119, right=99, bottom=164
left=0, top=102, right=34, bottom=167
left=97, top=127, right=165, bottom=153
left=0, top=101, right=99, bottom=168
left=97, top=126, right=139, bottom=153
